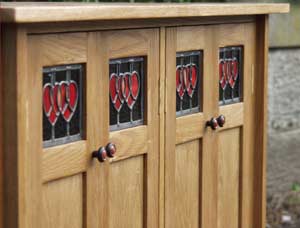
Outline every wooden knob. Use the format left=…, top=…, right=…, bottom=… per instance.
left=217, top=115, right=226, bottom=127
left=206, top=118, right=218, bottom=130
left=92, top=147, right=107, bottom=162
left=106, top=142, right=116, bottom=158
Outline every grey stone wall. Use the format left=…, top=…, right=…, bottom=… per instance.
left=267, top=48, right=300, bottom=195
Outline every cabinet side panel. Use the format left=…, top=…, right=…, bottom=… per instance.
left=254, top=15, right=269, bottom=228
left=2, top=24, right=18, bottom=228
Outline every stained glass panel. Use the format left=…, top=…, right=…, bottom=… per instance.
left=219, top=46, right=243, bottom=105
left=176, top=51, right=202, bottom=116
left=109, top=57, right=145, bottom=131
left=43, top=64, right=84, bottom=147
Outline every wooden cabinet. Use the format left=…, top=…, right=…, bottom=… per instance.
left=0, top=3, right=289, bottom=228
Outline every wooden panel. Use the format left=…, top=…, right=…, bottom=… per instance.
left=254, top=15, right=269, bottom=228
left=174, top=140, right=200, bottom=228
left=176, top=113, right=204, bottom=144
left=42, top=141, right=88, bottom=182
left=25, top=16, right=255, bottom=34
left=214, top=22, right=256, bottom=228
left=109, top=126, right=148, bottom=162
left=218, top=103, right=244, bottom=132
left=164, top=27, right=177, bottom=228
left=108, top=156, right=144, bottom=228
left=159, top=26, right=166, bottom=228
left=39, top=33, right=87, bottom=66
left=100, top=28, right=160, bottom=228
left=177, top=25, right=206, bottom=51
left=218, top=128, right=240, bottom=228
left=42, top=174, right=83, bottom=228
left=0, top=3, right=289, bottom=23
left=86, top=32, right=110, bottom=228
left=104, top=29, right=150, bottom=58
left=2, top=24, right=20, bottom=228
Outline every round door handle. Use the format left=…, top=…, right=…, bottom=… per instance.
left=92, top=146, right=107, bottom=162
left=106, top=142, right=116, bottom=158
left=217, top=115, right=226, bottom=127
left=206, top=117, right=218, bottom=130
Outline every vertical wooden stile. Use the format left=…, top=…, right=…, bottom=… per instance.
left=254, top=15, right=269, bottom=228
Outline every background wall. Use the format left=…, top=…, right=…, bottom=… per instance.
left=268, top=48, right=300, bottom=195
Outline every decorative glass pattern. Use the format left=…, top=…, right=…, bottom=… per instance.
left=109, top=57, right=144, bottom=131
left=219, top=46, right=243, bottom=105
left=43, top=64, right=83, bottom=147
left=176, top=51, right=202, bottom=116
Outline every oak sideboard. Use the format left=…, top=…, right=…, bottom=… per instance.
left=0, top=3, right=289, bottom=228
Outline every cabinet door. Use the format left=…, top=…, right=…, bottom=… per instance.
left=165, top=26, right=217, bottom=228
left=214, top=23, right=256, bottom=228
left=165, top=23, right=256, bottom=228
left=24, top=32, right=93, bottom=228
left=88, top=29, right=160, bottom=228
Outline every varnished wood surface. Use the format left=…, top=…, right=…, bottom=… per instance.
left=0, top=3, right=289, bottom=23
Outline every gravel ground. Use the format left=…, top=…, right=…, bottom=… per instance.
left=267, top=190, right=300, bottom=228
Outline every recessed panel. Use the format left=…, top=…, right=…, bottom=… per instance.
left=176, top=51, right=202, bottom=116
left=109, top=57, right=145, bottom=131
left=219, top=46, right=243, bottom=105
left=42, top=174, right=83, bottom=228
left=218, top=128, right=240, bottom=228
left=43, top=64, right=84, bottom=147
left=109, top=156, right=144, bottom=228
left=174, top=140, right=201, bottom=228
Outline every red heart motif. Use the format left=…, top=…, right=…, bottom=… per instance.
left=109, top=71, right=140, bottom=111
left=43, top=83, right=60, bottom=126
left=176, top=66, right=185, bottom=100
left=228, top=58, right=238, bottom=89
left=219, top=60, right=227, bottom=90
left=176, top=65, right=198, bottom=99
left=110, top=73, right=124, bottom=112
left=57, top=80, right=78, bottom=122
left=43, top=80, right=78, bottom=125
left=127, top=71, right=140, bottom=109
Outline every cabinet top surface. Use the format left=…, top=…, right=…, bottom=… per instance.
left=0, top=2, right=289, bottom=23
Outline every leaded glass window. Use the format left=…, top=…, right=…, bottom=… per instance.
left=176, top=51, right=202, bottom=116
left=219, top=46, right=243, bottom=105
left=109, top=57, right=145, bottom=131
left=43, top=64, right=84, bottom=147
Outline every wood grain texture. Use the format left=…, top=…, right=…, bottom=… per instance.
left=42, top=141, right=87, bottom=182
left=0, top=3, right=289, bottom=23
left=28, top=31, right=90, bottom=228
left=213, top=22, right=256, bottom=228
left=19, top=30, right=42, bottom=228
left=159, top=26, right=166, bottom=228
left=164, top=27, right=177, bottom=228
left=254, top=15, right=269, bottom=228
left=239, top=22, right=256, bottom=228
left=174, top=140, right=201, bottom=228
left=176, top=113, right=205, bottom=144
left=86, top=31, right=110, bottom=228
left=42, top=174, right=83, bottom=228
left=200, top=24, right=218, bottom=228
left=25, top=16, right=255, bottom=35
left=38, top=33, right=87, bottom=66
left=2, top=24, right=19, bottom=228
left=100, top=28, right=160, bottom=228
left=108, top=156, right=144, bottom=228
left=0, top=21, right=2, bottom=228
left=218, top=103, right=244, bottom=132
left=109, top=126, right=148, bottom=162
left=218, top=128, right=240, bottom=228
